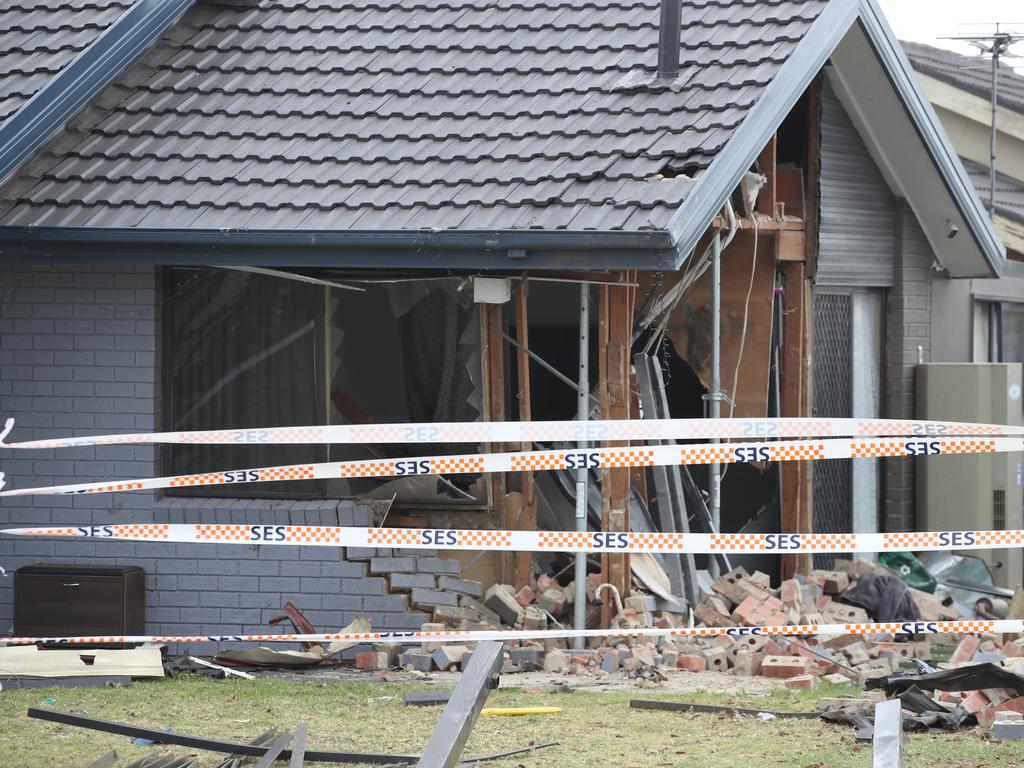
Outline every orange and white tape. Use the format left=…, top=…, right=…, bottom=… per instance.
left=3, top=523, right=1022, bottom=555
left=0, top=416, right=1018, bottom=450
left=0, top=436, right=1017, bottom=497
left=1, top=619, right=1018, bottom=647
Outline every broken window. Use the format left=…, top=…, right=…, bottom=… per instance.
left=162, top=269, right=485, bottom=505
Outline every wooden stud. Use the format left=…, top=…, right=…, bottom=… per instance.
left=513, top=281, right=536, bottom=590
left=780, top=261, right=812, bottom=580
left=606, top=275, right=632, bottom=599
left=598, top=284, right=612, bottom=626
left=756, top=134, right=778, bottom=217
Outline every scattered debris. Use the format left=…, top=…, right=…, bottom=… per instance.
left=214, top=610, right=371, bottom=669
left=404, top=691, right=451, bottom=707
left=0, top=675, right=130, bottom=692
left=187, top=656, right=255, bottom=680
left=480, top=707, right=562, bottom=717
left=0, top=645, right=163, bottom=678
left=630, top=699, right=818, bottom=719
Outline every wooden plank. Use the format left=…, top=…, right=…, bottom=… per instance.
left=0, top=646, right=164, bottom=678
left=288, top=723, right=309, bottom=768
left=649, top=231, right=776, bottom=419
left=484, top=304, right=509, bottom=583
left=804, top=74, right=822, bottom=276
left=775, top=229, right=806, bottom=262
left=755, top=134, right=777, bottom=216
left=607, top=277, right=631, bottom=599
left=780, top=260, right=811, bottom=580
left=513, top=282, right=536, bottom=590
left=598, top=284, right=612, bottom=627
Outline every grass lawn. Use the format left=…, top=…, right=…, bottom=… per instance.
left=0, top=675, right=1020, bottom=767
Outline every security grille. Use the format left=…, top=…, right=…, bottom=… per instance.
left=994, top=489, right=1006, bottom=530
left=812, top=293, right=852, bottom=568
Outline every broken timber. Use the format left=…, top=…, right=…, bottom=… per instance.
left=28, top=708, right=417, bottom=765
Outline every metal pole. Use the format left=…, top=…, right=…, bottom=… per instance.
left=990, top=40, right=999, bottom=213
left=709, top=231, right=722, bottom=579
left=574, top=282, right=590, bottom=649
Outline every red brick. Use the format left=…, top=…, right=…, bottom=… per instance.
left=951, top=636, right=981, bottom=665
left=732, top=595, right=763, bottom=626
left=515, top=585, right=535, bottom=607
left=780, top=579, right=801, bottom=606
left=962, top=690, right=991, bottom=714
left=978, top=697, right=1024, bottom=729
left=784, top=675, right=817, bottom=690
left=678, top=654, right=707, bottom=673
left=355, top=651, right=388, bottom=670
left=761, top=655, right=811, bottom=679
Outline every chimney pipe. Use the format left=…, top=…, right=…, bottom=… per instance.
left=657, top=0, right=682, bottom=80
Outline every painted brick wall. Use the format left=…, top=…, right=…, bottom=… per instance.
left=0, top=263, right=456, bottom=652
left=883, top=202, right=934, bottom=532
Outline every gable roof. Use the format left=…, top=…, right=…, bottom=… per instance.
left=0, top=0, right=1006, bottom=275
left=0, top=0, right=132, bottom=124
left=903, top=40, right=1024, bottom=116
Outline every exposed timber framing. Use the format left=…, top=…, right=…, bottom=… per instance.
left=513, top=280, right=536, bottom=590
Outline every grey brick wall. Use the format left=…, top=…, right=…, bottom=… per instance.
left=883, top=201, right=934, bottom=531
left=0, top=263, right=460, bottom=652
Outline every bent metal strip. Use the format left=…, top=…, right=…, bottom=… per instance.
left=0, top=415, right=1019, bottom=450
left=2, top=523, right=1020, bottom=555
left=0, top=436, right=1016, bottom=497
left=0, top=619, right=1016, bottom=647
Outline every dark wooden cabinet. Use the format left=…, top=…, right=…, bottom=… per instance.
left=14, top=564, right=145, bottom=637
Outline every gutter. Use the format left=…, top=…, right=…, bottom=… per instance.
left=0, top=226, right=681, bottom=271
left=0, top=0, right=197, bottom=188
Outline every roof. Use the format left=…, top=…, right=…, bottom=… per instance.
left=0, top=0, right=828, bottom=233
left=0, top=0, right=1006, bottom=274
left=0, top=0, right=131, bottom=124
left=961, top=157, right=1024, bottom=225
left=903, top=40, right=1024, bottom=116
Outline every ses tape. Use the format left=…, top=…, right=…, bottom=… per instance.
left=0, top=436, right=1018, bottom=498
left=0, top=416, right=1019, bottom=450
left=2, top=523, right=1019, bottom=555
left=0, top=619, right=1018, bottom=647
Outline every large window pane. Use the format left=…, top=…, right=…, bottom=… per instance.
left=163, top=269, right=326, bottom=497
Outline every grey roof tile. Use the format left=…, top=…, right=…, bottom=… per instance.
left=0, top=0, right=829, bottom=231
left=961, top=157, right=1024, bottom=225
left=903, top=40, right=1024, bottom=116
left=0, top=0, right=131, bottom=122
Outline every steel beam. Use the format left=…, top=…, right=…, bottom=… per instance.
left=417, top=641, right=504, bottom=768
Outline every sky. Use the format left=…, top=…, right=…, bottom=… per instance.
left=877, top=0, right=1024, bottom=73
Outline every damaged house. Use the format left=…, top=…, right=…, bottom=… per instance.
left=0, top=0, right=1008, bottom=646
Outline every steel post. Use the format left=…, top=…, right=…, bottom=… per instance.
left=574, top=282, right=590, bottom=649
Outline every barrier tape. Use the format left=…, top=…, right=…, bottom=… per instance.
left=1, top=619, right=1018, bottom=646
left=3, top=523, right=1020, bottom=555
left=0, top=416, right=1018, bottom=450
left=0, top=436, right=1017, bottom=498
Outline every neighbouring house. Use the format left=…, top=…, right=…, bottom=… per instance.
left=0, top=0, right=1009, bottom=645
left=903, top=41, right=1024, bottom=363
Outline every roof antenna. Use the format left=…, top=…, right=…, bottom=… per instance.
left=942, top=24, right=1023, bottom=214
left=657, top=0, right=682, bottom=80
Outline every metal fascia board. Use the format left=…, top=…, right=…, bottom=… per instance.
left=0, top=0, right=197, bottom=188
left=0, top=227, right=679, bottom=270
left=665, top=0, right=860, bottom=266
left=856, top=0, right=1006, bottom=274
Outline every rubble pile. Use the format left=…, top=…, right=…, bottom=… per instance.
left=371, top=559, right=1024, bottom=692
